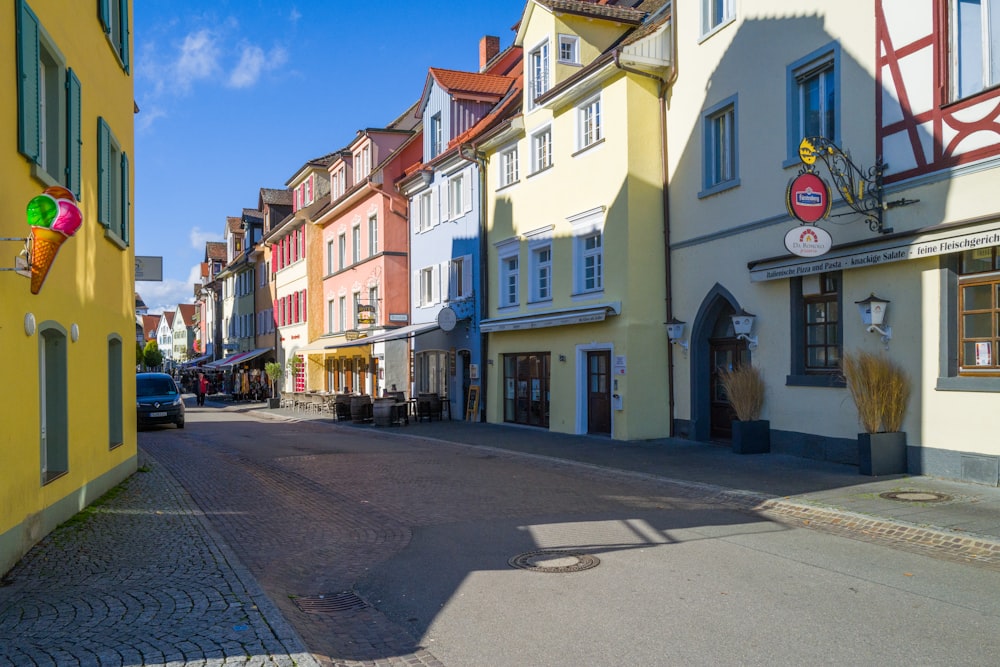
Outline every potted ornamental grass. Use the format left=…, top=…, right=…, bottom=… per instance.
left=264, top=361, right=284, bottom=409
left=718, top=364, right=770, bottom=454
left=842, top=350, right=911, bottom=475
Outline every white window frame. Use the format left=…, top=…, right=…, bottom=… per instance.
left=569, top=208, right=605, bottom=297
left=326, top=239, right=335, bottom=274
left=327, top=299, right=335, bottom=334
left=430, top=113, right=443, bottom=158
left=448, top=174, right=464, bottom=219
left=951, top=0, right=1000, bottom=99
left=496, top=242, right=520, bottom=309
left=499, top=145, right=519, bottom=188
left=528, top=39, right=550, bottom=109
left=449, top=254, right=473, bottom=300
left=420, top=266, right=436, bottom=306
left=701, top=0, right=735, bottom=38
left=352, top=224, right=361, bottom=263
left=531, top=126, right=553, bottom=173
left=531, top=245, right=553, bottom=303
left=577, top=95, right=602, bottom=151
left=368, top=213, right=378, bottom=256
left=338, top=296, right=347, bottom=332
left=558, top=34, right=579, bottom=65
left=418, top=190, right=433, bottom=232
left=338, top=233, right=347, bottom=269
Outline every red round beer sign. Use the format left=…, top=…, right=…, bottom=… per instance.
left=786, top=172, right=831, bottom=224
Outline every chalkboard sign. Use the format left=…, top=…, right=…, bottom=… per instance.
left=465, top=385, right=480, bottom=422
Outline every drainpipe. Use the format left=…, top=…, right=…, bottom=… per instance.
left=614, top=9, right=679, bottom=436
left=459, top=143, right=488, bottom=422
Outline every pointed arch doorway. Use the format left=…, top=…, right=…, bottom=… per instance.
left=689, top=285, right=751, bottom=443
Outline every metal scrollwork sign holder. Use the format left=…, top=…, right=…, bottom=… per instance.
left=797, top=137, right=918, bottom=235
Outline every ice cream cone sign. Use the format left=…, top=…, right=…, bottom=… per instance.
left=26, top=186, right=83, bottom=294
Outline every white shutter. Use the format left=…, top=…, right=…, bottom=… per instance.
left=463, top=171, right=473, bottom=214
left=440, top=260, right=451, bottom=303
left=431, top=264, right=441, bottom=304
left=431, top=186, right=440, bottom=227
left=463, top=254, right=473, bottom=297
left=411, top=196, right=420, bottom=232
left=413, top=270, right=422, bottom=306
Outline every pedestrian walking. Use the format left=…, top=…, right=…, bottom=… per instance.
left=197, top=373, right=209, bottom=406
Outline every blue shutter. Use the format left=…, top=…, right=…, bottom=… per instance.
left=66, top=69, right=82, bottom=199
left=98, top=118, right=111, bottom=228
left=119, top=0, right=131, bottom=74
left=98, top=0, right=111, bottom=33
left=120, top=152, right=130, bottom=244
left=16, top=0, right=41, bottom=163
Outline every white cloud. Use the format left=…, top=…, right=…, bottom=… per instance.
left=289, top=8, right=302, bottom=23
left=189, top=226, right=219, bottom=250
left=174, top=29, right=221, bottom=93
left=136, top=104, right=167, bottom=132
left=228, top=45, right=288, bottom=88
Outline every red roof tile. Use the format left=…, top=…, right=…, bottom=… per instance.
left=429, top=68, right=515, bottom=99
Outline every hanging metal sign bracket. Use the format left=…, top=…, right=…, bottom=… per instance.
left=798, top=137, right=918, bottom=235
left=1, top=237, right=30, bottom=276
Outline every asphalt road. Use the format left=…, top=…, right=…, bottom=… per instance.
left=126, top=407, right=1000, bottom=665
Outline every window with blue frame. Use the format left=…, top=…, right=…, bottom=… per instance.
left=700, top=95, right=739, bottom=197
left=786, top=43, right=840, bottom=165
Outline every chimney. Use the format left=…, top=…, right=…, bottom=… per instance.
left=480, top=35, right=500, bottom=71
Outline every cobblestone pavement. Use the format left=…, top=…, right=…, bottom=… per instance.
left=0, top=451, right=317, bottom=667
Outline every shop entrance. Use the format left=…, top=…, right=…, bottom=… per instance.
left=709, top=338, right=749, bottom=441
left=586, top=350, right=611, bottom=435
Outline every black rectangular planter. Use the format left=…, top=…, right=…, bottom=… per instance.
left=858, top=431, right=907, bottom=475
left=732, top=420, right=770, bottom=454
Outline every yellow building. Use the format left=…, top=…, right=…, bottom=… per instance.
left=2, top=0, right=136, bottom=575
left=480, top=0, right=672, bottom=439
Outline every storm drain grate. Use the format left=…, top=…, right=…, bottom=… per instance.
left=509, top=550, right=600, bottom=573
left=292, top=591, right=368, bottom=614
left=879, top=491, right=952, bottom=503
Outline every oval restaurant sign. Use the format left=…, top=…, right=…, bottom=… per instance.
left=785, top=225, right=833, bottom=258
left=786, top=172, right=831, bottom=224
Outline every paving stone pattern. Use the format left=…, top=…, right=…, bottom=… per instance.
left=0, top=452, right=314, bottom=667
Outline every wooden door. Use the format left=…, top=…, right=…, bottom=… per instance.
left=709, top=339, right=748, bottom=441
left=587, top=351, right=611, bottom=435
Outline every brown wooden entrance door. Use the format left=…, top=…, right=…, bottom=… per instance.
left=709, top=338, right=749, bottom=441
left=587, top=351, right=611, bottom=435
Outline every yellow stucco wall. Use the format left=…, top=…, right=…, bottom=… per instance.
left=486, top=7, right=669, bottom=439
left=1, top=0, right=136, bottom=575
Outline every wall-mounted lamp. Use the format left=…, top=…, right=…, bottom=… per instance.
left=666, top=318, right=688, bottom=351
left=855, top=293, right=892, bottom=346
left=731, top=310, right=758, bottom=350
left=558, top=354, right=567, bottom=362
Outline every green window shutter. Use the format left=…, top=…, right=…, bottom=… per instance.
left=97, top=118, right=111, bottom=228
left=120, top=152, right=130, bottom=245
left=66, top=69, right=82, bottom=199
left=98, top=0, right=111, bottom=34
left=120, top=0, right=130, bottom=74
left=16, top=0, right=41, bottom=163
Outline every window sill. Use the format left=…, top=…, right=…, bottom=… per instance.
left=936, top=376, right=1000, bottom=392
left=698, top=16, right=736, bottom=44
left=942, top=82, right=1000, bottom=110
left=571, top=289, right=605, bottom=301
left=528, top=164, right=554, bottom=179
left=496, top=180, right=520, bottom=194
left=105, top=228, right=128, bottom=250
left=786, top=374, right=845, bottom=388
left=572, top=138, right=605, bottom=158
left=698, top=178, right=741, bottom=199
left=527, top=297, right=553, bottom=307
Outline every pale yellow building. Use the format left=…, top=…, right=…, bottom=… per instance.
left=2, top=0, right=136, bottom=574
left=667, top=1, right=1000, bottom=482
left=480, top=0, right=672, bottom=439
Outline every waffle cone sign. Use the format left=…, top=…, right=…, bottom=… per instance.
left=30, top=227, right=68, bottom=294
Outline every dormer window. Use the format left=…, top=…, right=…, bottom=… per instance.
left=558, top=35, right=579, bottom=65
left=354, top=144, right=372, bottom=182
left=332, top=166, right=346, bottom=200
left=430, top=113, right=443, bottom=158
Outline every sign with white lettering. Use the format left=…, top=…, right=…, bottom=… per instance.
left=135, top=256, right=163, bottom=281
left=786, top=172, right=831, bottom=224
left=751, top=224, right=1000, bottom=282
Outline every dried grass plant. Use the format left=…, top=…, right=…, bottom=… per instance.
left=718, top=364, right=765, bottom=422
left=842, top=350, right=911, bottom=433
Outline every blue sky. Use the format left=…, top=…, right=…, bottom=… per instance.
left=134, top=0, right=526, bottom=314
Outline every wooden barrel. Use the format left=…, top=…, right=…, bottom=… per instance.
left=373, top=398, right=396, bottom=427
left=350, top=394, right=372, bottom=423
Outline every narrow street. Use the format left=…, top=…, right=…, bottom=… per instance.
left=4, top=403, right=1000, bottom=666
left=139, top=407, right=1000, bottom=664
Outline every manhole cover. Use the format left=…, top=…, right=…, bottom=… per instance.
left=879, top=491, right=952, bottom=503
left=508, top=550, right=600, bottom=573
left=292, top=591, right=367, bottom=614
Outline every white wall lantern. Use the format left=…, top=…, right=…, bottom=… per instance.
left=666, top=318, right=688, bottom=351
left=731, top=310, right=758, bottom=350
left=855, top=293, right=892, bottom=346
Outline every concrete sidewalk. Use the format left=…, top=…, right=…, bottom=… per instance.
left=243, top=400, right=1000, bottom=568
